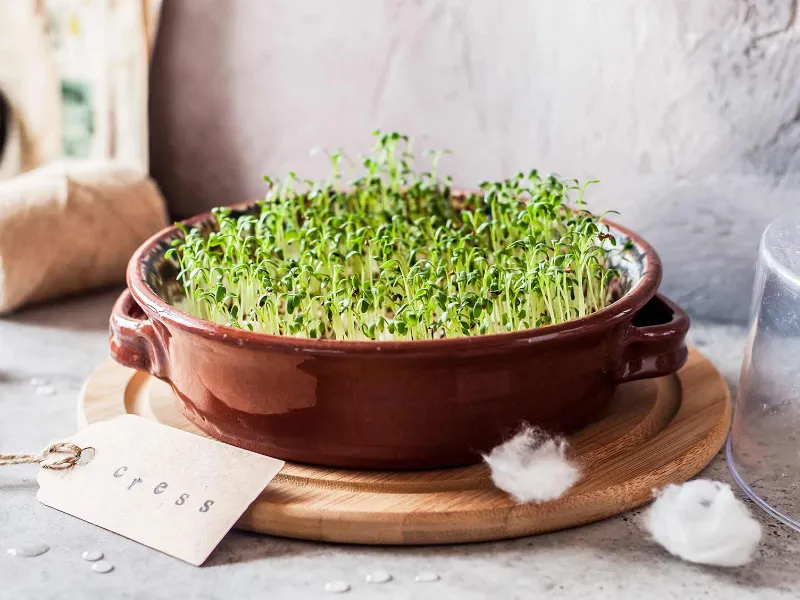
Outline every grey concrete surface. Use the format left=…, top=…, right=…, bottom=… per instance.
left=1, top=289, right=799, bottom=599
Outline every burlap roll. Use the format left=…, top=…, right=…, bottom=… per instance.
left=0, top=161, right=168, bottom=313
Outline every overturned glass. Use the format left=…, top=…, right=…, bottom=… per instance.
left=728, top=214, right=800, bottom=530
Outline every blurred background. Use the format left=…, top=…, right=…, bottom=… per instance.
left=2, top=0, right=800, bottom=322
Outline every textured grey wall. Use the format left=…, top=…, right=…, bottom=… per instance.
left=149, top=0, right=800, bottom=323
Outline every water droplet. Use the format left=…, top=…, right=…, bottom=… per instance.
left=29, top=377, right=48, bottom=386
left=82, top=549, right=103, bottom=562
left=7, top=544, right=49, bottom=557
left=324, top=580, right=350, bottom=593
left=365, top=570, right=392, bottom=583
left=35, top=385, right=56, bottom=396
left=415, top=572, right=440, bottom=583
left=91, top=561, right=114, bottom=573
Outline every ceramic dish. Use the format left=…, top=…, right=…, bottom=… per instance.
left=110, top=204, right=689, bottom=469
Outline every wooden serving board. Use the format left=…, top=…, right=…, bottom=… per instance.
left=78, top=347, right=730, bottom=545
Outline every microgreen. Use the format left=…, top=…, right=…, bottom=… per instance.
left=165, top=131, right=620, bottom=340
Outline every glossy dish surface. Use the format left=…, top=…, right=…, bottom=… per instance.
left=110, top=204, right=690, bottom=468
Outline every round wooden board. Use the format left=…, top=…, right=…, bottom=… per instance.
left=79, top=347, right=730, bottom=545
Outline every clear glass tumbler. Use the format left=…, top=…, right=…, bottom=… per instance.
left=728, top=215, right=800, bottom=530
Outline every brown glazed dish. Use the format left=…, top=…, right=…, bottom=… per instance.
left=110, top=205, right=689, bottom=469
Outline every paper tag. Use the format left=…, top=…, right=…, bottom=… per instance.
left=37, top=415, right=284, bottom=566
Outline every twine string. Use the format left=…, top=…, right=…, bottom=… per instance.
left=0, top=442, right=85, bottom=470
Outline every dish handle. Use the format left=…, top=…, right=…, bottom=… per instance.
left=109, top=289, right=169, bottom=379
left=616, top=293, right=690, bottom=383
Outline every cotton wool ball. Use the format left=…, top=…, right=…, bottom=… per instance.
left=646, top=479, right=762, bottom=567
left=483, top=426, right=581, bottom=504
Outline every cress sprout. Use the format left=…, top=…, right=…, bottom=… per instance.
left=165, top=131, right=620, bottom=340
